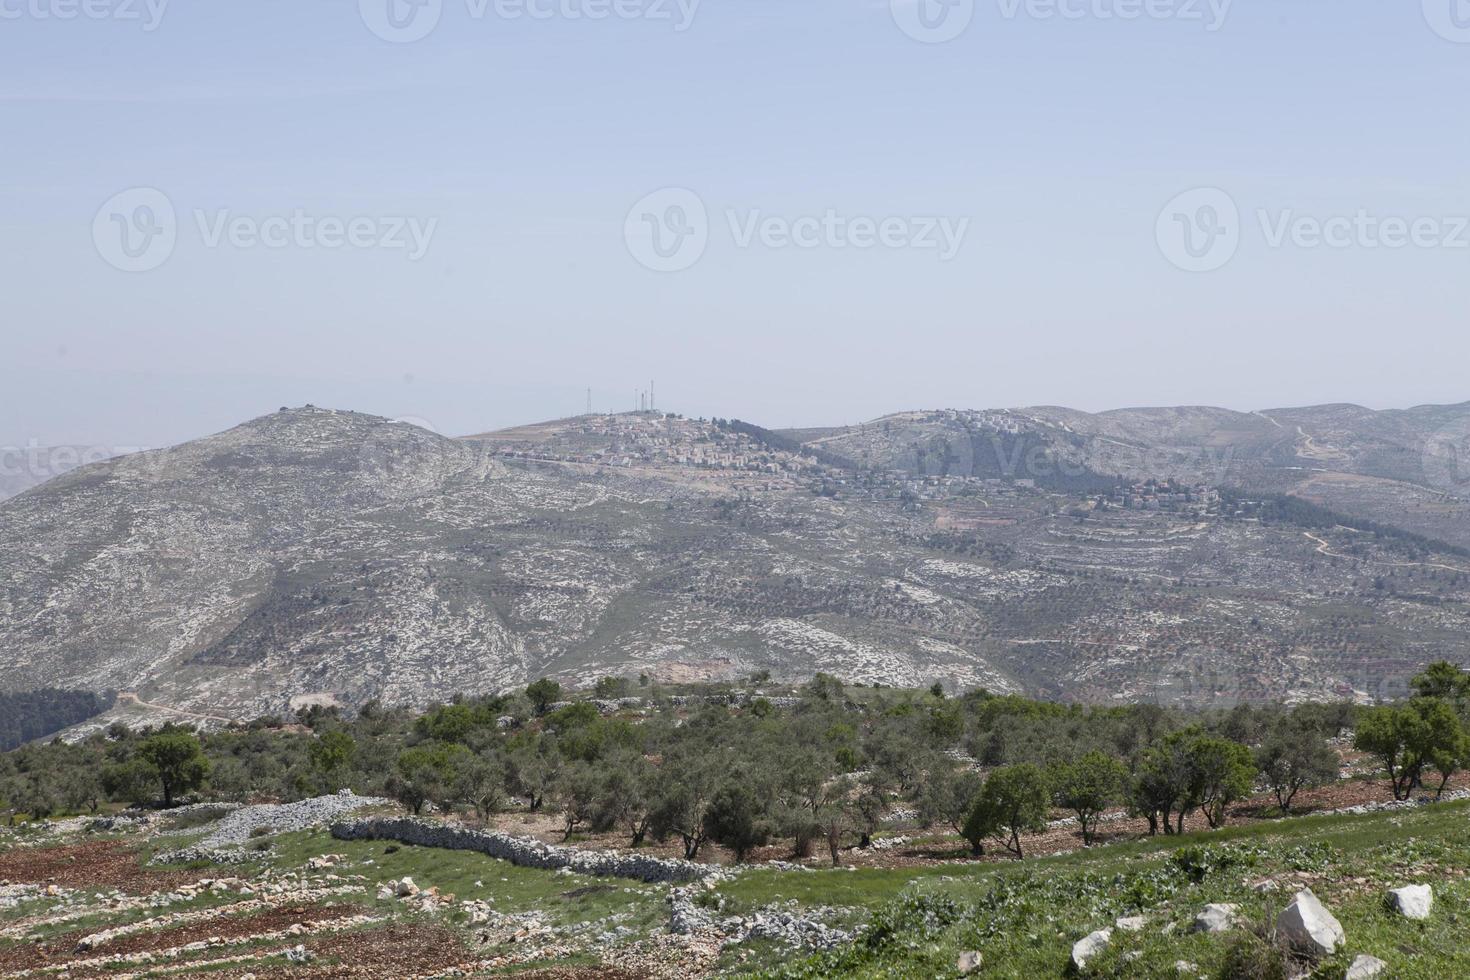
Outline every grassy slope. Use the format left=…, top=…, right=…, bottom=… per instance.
left=261, top=828, right=668, bottom=933
left=9, top=801, right=1465, bottom=978
left=256, top=800, right=1470, bottom=977
left=720, top=799, right=1470, bottom=978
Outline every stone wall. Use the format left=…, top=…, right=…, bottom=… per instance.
left=330, top=816, right=710, bottom=884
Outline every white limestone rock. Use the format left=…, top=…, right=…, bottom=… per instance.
left=1189, top=903, right=1237, bottom=933
left=1276, top=889, right=1344, bottom=956
left=1345, top=954, right=1387, bottom=979
left=1386, top=884, right=1432, bottom=920
left=1070, top=928, right=1112, bottom=972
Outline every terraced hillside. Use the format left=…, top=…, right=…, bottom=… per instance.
left=790, top=403, right=1470, bottom=547
left=3, top=404, right=1470, bottom=722
left=2, top=791, right=1466, bottom=978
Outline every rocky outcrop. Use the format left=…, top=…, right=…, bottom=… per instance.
left=1328, top=788, right=1470, bottom=816
left=1189, top=903, right=1237, bottom=933
left=1345, top=954, right=1387, bottom=979
left=153, top=793, right=386, bottom=864
left=1277, top=889, right=1344, bottom=957
left=1386, top=884, right=1432, bottom=920
left=1070, top=928, right=1111, bottom=971
left=331, top=816, right=708, bottom=884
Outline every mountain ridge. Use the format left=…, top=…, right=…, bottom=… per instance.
left=5, top=400, right=1470, bottom=724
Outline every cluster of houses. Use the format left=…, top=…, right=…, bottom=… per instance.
left=809, top=469, right=1045, bottom=504
left=1095, top=481, right=1221, bottom=514
left=487, top=413, right=826, bottom=478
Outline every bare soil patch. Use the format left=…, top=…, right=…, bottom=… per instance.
left=0, top=839, right=205, bottom=894
left=0, top=904, right=363, bottom=976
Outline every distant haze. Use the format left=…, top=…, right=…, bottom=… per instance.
left=4, top=2, right=1469, bottom=449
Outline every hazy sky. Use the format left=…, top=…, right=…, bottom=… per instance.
left=3, top=0, right=1468, bottom=450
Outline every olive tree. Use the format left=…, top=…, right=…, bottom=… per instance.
left=136, top=731, right=210, bottom=808
left=962, top=763, right=1049, bottom=858
left=1049, top=750, right=1126, bottom=845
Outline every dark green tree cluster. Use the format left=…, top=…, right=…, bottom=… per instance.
left=0, top=689, right=113, bottom=751
left=8, top=666, right=1467, bottom=863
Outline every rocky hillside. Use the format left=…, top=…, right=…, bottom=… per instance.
left=0, top=446, right=117, bottom=503
left=4, top=403, right=1470, bottom=721
left=792, top=402, right=1470, bottom=547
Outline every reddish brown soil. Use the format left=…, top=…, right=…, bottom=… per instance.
left=0, top=838, right=206, bottom=894
left=0, top=904, right=363, bottom=976
left=431, top=768, right=1462, bottom=874
left=838, top=772, right=1470, bottom=869
left=217, top=923, right=476, bottom=978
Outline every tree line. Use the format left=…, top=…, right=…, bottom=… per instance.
left=0, top=689, right=114, bottom=751
left=4, top=666, right=1469, bottom=863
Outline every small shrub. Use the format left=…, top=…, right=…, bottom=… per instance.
left=1218, top=933, right=1288, bottom=980
left=1172, top=842, right=1260, bottom=884
left=248, top=825, right=276, bottom=838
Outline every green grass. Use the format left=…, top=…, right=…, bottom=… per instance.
left=724, top=800, right=1470, bottom=978
left=250, top=828, right=667, bottom=932
left=11, top=800, right=1470, bottom=977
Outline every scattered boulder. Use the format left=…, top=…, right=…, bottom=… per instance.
left=1386, top=884, right=1432, bottom=920
left=1345, top=954, right=1387, bottom=979
left=1189, top=903, right=1237, bottom=934
left=395, top=877, right=420, bottom=898
left=1277, top=889, right=1344, bottom=957
left=956, top=950, right=983, bottom=973
left=1070, top=928, right=1112, bottom=971
left=1115, top=915, right=1146, bottom=932
left=285, top=944, right=311, bottom=963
